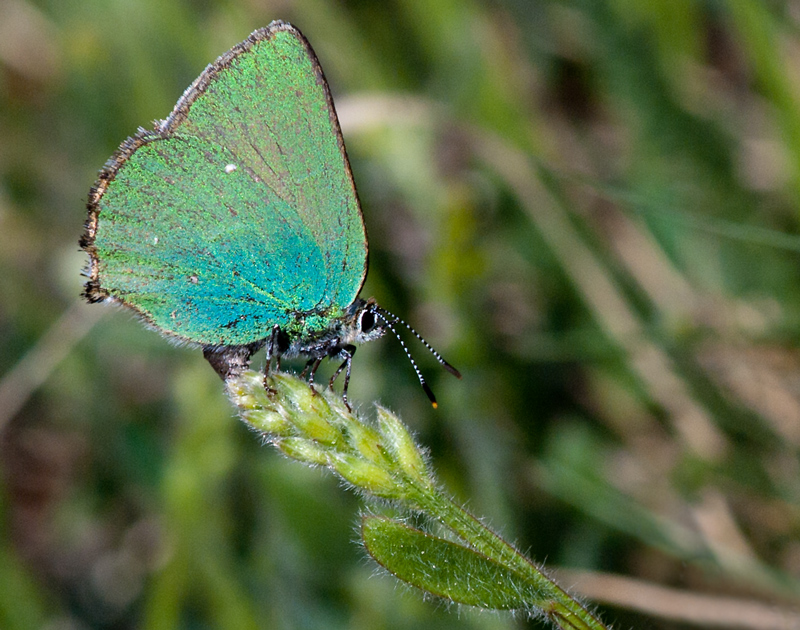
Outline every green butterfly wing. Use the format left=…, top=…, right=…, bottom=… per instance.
left=82, top=22, right=368, bottom=347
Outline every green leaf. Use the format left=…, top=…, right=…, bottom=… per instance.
left=361, top=515, right=540, bottom=610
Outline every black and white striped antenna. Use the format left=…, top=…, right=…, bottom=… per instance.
left=373, top=306, right=461, bottom=408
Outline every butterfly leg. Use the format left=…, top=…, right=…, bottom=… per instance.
left=300, top=357, right=324, bottom=397
left=264, top=325, right=282, bottom=391
left=309, top=358, right=324, bottom=383
left=329, top=345, right=356, bottom=410
left=266, top=325, right=281, bottom=370
left=301, top=357, right=322, bottom=381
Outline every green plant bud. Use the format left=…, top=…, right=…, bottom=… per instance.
left=343, top=418, right=386, bottom=466
left=328, top=453, right=404, bottom=499
left=376, top=407, right=429, bottom=483
left=239, top=407, right=292, bottom=436
left=276, top=437, right=330, bottom=466
left=226, top=371, right=273, bottom=409
left=270, top=374, right=341, bottom=445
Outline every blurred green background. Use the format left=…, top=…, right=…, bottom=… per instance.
left=3, top=0, right=800, bottom=628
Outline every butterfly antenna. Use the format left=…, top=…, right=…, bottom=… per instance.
left=373, top=311, right=441, bottom=407
left=376, top=306, right=462, bottom=379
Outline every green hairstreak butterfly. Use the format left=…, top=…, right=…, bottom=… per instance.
left=80, top=21, right=460, bottom=407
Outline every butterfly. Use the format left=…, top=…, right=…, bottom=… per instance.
left=80, top=20, right=460, bottom=407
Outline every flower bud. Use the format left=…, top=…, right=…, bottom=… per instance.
left=270, top=374, right=341, bottom=445
left=239, top=408, right=292, bottom=436
left=343, top=419, right=386, bottom=466
left=276, top=437, right=329, bottom=466
left=376, top=407, right=430, bottom=483
left=328, top=453, right=403, bottom=499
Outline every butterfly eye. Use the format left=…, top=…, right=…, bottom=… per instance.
left=359, top=309, right=376, bottom=334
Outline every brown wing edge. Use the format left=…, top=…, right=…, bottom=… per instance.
left=79, top=21, right=368, bottom=345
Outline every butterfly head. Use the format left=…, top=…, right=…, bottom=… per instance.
left=345, top=298, right=462, bottom=408
left=341, top=298, right=387, bottom=346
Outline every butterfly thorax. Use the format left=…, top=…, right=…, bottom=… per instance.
left=282, top=297, right=386, bottom=361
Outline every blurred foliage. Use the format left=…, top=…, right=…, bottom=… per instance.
left=3, top=0, right=800, bottom=628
